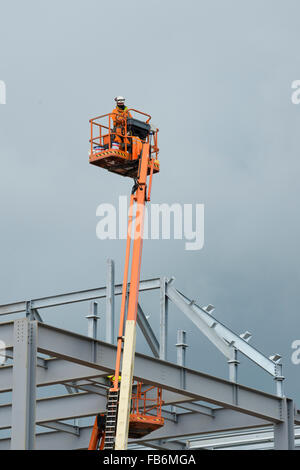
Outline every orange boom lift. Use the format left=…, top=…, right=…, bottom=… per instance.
left=88, top=109, right=164, bottom=450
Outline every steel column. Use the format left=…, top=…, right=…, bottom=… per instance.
left=274, top=363, right=284, bottom=398
left=11, top=319, right=37, bottom=449
left=86, top=301, right=99, bottom=364
left=176, top=330, right=187, bottom=367
left=274, top=398, right=295, bottom=449
left=137, top=303, right=159, bottom=357
left=228, top=348, right=239, bottom=383
left=86, top=301, right=99, bottom=339
left=106, top=259, right=115, bottom=344
left=160, top=277, right=168, bottom=360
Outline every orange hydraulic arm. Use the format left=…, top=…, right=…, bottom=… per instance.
left=112, top=142, right=150, bottom=392
left=113, top=142, right=152, bottom=449
left=88, top=141, right=155, bottom=450
left=88, top=414, right=106, bottom=450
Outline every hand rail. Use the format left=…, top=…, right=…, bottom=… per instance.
left=89, top=109, right=159, bottom=159
left=131, top=381, right=163, bottom=419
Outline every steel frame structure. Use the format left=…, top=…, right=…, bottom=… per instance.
left=0, top=259, right=298, bottom=450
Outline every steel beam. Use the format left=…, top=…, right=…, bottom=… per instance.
left=134, top=408, right=269, bottom=444
left=176, top=402, right=214, bottom=417
left=168, top=286, right=278, bottom=377
left=0, top=348, right=47, bottom=369
left=0, top=430, right=89, bottom=451
left=146, top=439, right=188, bottom=450
left=0, top=320, right=295, bottom=443
left=36, top=359, right=107, bottom=388
left=0, top=409, right=270, bottom=450
left=35, top=323, right=284, bottom=423
left=64, top=381, right=107, bottom=396
left=187, top=425, right=300, bottom=450
left=11, top=319, right=37, bottom=449
left=1, top=425, right=300, bottom=451
left=40, top=421, right=80, bottom=436
left=0, top=360, right=197, bottom=408
left=0, top=321, right=286, bottom=422
left=274, top=398, right=295, bottom=449
left=137, top=303, right=159, bottom=357
left=167, top=286, right=232, bottom=358
left=0, top=321, right=14, bottom=346
left=0, top=392, right=106, bottom=429
left=0, top=279, right=161, bottom=316
left=1, top=395, right=180, bottom=430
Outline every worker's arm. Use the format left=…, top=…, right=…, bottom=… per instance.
left=111, top=108, right=117, bottom=127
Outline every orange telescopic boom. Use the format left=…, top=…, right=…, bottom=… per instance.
left=88, top=109, right=163, bottom=451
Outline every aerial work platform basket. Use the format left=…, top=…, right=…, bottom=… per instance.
left=89, top=381, right=164, bottom=449
left=129, top=382, right=164, bottom=438
left=89, top=109, right=160, bottom=178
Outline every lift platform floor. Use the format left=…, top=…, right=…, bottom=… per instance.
left=128, top=414, right=165, bottom=439
left=89, top=149, right=160, bottom=178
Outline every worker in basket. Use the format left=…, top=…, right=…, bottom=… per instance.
left=111, top=96, right=132, bottom=150
left=111, top=96, right=142, bottom=159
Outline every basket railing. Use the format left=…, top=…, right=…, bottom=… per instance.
left=131, top=381, right=163, bottom=419
left=89, top=109, right=159, bottom=160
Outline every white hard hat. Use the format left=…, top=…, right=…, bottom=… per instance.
left=115, top=96, right=125, bottom=103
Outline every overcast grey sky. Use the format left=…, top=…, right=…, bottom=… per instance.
left=0, top=0, right=300, bottom=400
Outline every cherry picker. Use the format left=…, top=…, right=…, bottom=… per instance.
left=88, top=108, right=163, bottom=450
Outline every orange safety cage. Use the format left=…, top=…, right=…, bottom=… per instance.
left=88, top=381, right=164, bottom=449
left=129, top=381, right=164, bottom=438
left=89, top=109, right=160, bottom=178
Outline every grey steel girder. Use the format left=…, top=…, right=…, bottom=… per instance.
left=167, top=285, right=280, bottom=378
left=137, top=303, right=160, bottom=357
left=34, top=321, right=286, bottom=422
left=0, top=408, right=270, bottom=450
left=0, top=392, right=107, bottom=429
left=0, top=278, right=161, bottom=316
left=0, top=320, right=292, bottom=423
